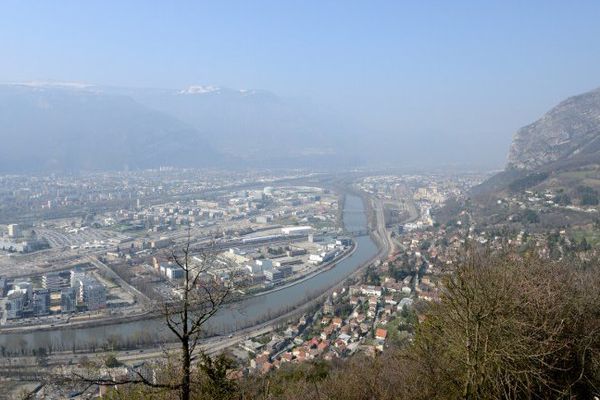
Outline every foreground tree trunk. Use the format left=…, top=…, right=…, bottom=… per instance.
left=162, top=234, right=234, bottom=400
left=73, top=232, right=237, bottom=400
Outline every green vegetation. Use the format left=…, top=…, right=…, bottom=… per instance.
left=521, top=208, right=540, bottom=223
left=553, top=191, right=571, bottom=206
left=571, top=228, right=600, bottom=247
left=104, top=354, right=122, bottom=368
left=363, top=265, right=381, bottom=286
left=575, top=185, right=599, bottom=205
left=419, top=240, right=431, bottom=251
left=333, top=302, right=353, bottom=319
left=508, top=172, right=549, bottom=192
left=34, top=347, right=49, bottom=367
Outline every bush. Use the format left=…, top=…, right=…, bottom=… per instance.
left=104, top=354, right=122, bottom=368
left=576, top=185, right=599, bottom=206
left=521, top=209, right=540, bottom=223
left=240, top=250, right=600, bottom=400
left=508, top=172, right=549, bottom=192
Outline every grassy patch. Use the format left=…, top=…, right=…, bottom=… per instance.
left=571, top=228, right=600, bottom=247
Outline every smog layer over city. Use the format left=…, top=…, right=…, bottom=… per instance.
left=1, top=2, right=600, bottom=399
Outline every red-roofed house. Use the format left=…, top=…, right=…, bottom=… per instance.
left=375, top=328, right=388, bottom=341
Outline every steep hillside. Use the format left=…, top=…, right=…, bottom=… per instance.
left=473, top=88, right=600, bottom=196
left=508, top=88, right=600, bottom=170
left=459, top=88, right=600, bottom=232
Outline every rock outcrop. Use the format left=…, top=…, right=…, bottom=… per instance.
left=508, top=88, right=600, bottom=170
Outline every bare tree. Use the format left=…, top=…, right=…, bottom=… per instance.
left=74, top=234, right=239, bottom=400
left=410, top=247, right=600, bottom=399
left=162, top=240, right=234, bottom=400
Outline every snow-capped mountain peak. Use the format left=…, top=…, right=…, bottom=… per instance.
left=178, top=85, right=221, bottom=95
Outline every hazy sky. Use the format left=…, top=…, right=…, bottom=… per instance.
left=2, top=1, right=600, bottom=167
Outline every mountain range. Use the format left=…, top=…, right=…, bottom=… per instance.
left=2, top=82, right=599, bottom=174
left=0, top=82, right=361, bottom=172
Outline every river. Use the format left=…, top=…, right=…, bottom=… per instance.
left=0, top=194, right=378, bottom=353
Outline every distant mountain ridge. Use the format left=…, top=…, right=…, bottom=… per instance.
left=0, top=84, right=221, bottom=172
left=0, top=82, right=363, bottom=172
left=125, top=85, right=359, bottom=164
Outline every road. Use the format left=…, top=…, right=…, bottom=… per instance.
left=86, top=256, right=152, bottom=308
left=371, top=197, right=392, bottom=258
left=1, top=323, right=274, bottom=369
left=394, top=185, right=419, bottom=222
left=4, top=190, right=391, bottom=370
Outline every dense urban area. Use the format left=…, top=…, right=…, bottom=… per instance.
left=0, top=168, right=486, bottom=396
left=1, top=163, right=600, bottom=399
left=4, top=3, right=600, bottom=398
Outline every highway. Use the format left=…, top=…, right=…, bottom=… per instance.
left=371, top=197, right=392, bottom=259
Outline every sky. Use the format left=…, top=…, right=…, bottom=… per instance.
left=2, top=1, right=600, bottom=167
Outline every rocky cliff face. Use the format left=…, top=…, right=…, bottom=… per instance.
left=508, top=88, right=600, bottom=170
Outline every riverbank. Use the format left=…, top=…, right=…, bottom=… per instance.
left=249, top=240, right=357, bottom=298
left=0, top=194, right=380, bottom=353
left=0, top=236, right=357, bottom=336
